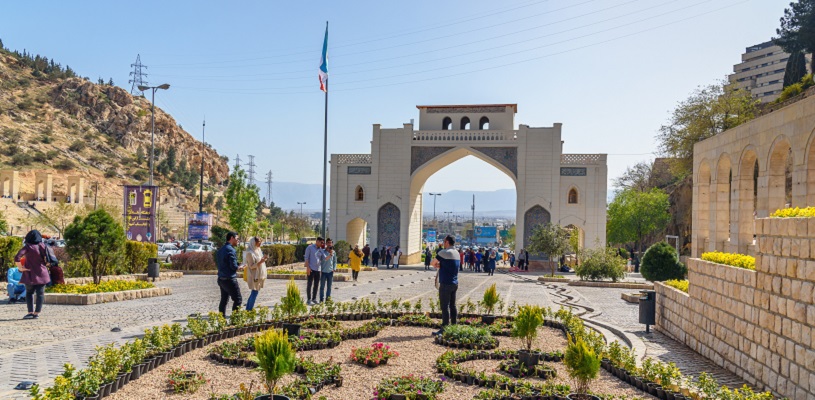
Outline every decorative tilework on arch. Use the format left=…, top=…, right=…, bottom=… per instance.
left=472, top=146, right=517, bottom=178
left=377, top=203, right=400, bottom=248
left=410, top=147, right=454, bottom=175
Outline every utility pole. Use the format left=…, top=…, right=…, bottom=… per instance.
left=429, top=193, right=442, bottom=224
left=265, top=170, right=273, bottom=207
left=128, top=54, right=148, bottom=96
left=246, top=155, right=256, bottom=185
left=298, top=202, right=306, bottom=217
left=199, top=119, right=205, bottom=214
left=234, top=154, right=242, bottom=170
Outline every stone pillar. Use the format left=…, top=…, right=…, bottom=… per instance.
left=34, top=172, right=53, bottom=202
left=67, top=176, right=85, bottom=204
left=0, top=170, right=19, bottom=200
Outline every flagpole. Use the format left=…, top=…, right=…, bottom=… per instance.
left=321, top=21, right=328, bottom=238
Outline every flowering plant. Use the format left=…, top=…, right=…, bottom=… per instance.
left=701, top=251, right=755, bottom=270
left=373, top=375, right=444, bottom=400
left=166, top=366, right=206, bottom=394
left=350, top=342, right=399, bottom=367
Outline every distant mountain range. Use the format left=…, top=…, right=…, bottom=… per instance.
left=273, top=184, right=517, bottom=217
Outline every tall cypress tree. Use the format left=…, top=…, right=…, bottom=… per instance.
left=775, top=0, right=815, bottom=74
left=784, top=51, right=808, bottom=87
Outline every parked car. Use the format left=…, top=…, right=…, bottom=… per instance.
left=184, top=243, right=213, bottom=253
left=158, top=243, right=181, bottom=262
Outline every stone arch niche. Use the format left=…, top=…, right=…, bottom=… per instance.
left=523, top=205, right=551, bottom=250
left=0, top=170, right=20, bottom=200
left=694, top=160, right=712, bottom=256
left=714, top=155, right=732, bottom=251
left=346, top=217, right=368, bottom=247
left=377, top=203, right=400, bottom=248
left=767, top=137, right=793, bottom=212
left=736, top=148, right=759, bottom=251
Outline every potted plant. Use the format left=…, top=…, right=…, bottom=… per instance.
left=511, top=305, right=543, bottom=367
left=481, top=283, right=500, bottom=325
left=279, top=279, right=307, bottom=336
left=254, top=329, right=296, bottom=400
left=563, top=335, right=601, bottom=400
left=187, top=316, right=209, bottom=349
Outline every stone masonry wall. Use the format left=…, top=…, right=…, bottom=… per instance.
left=655, top=217, right=815, bottom=400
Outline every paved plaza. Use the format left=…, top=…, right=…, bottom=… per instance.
left=0, top=266, right=745, bottom=398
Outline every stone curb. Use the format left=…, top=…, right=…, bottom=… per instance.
left=64, top=272, right=182, bottom=285
left=43, top=287, right=172, bottom=305
left=168, top=270, right=218, bottom=275
left=537, top=277, right=570, bottom=283
left=568, top=281, right=653, bottom=289
left=266, top=274, right=351, bottom=281
left=621, top=292, right=642, bottom=303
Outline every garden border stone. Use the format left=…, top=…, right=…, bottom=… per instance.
left=64, top=272, right=182, bottom=285
left=567, top=281, right=653, bottom=289
left=44, top=287, right=172, bottom=305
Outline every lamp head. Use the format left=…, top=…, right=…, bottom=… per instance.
left=157, top=84, right=170, bottom=90
left=137, top=85, right=148, bottom=91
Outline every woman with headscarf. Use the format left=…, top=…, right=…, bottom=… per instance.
left=349, top=244, right=363, bottom=281
left=14, top=230, right=52, bottom=320
left=243, top=237, right=268, bottom=311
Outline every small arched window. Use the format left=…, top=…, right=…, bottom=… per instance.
left=568, top=188, right=578, bottom=204
left=355, top=186, right=364, bottom=201
left=460, top=117, right=471, bottom=130
left=442, top=117, right=452, bottom=130
left=479, top=116, right=490, bottom=130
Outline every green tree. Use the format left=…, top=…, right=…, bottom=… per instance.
left=527, top=223, right=570, bottom=277
left=64, top=209, right=125, bottom=284
left=607, top=188, right=670, bottom=252
left=613, top=161, right=653, bottom=192
left=224, top=166, right=260, bottom=240
left=32, top=200, right=79, bottom=238
left=166, top=147, right=177, bottom=170
left=656, top=82, right=757, bottom=177
left=775, top=0, right=815, bottom=74
left=135, top=145, right=145, bottom=165
left=0, top=211, right=8, bottom=235
left=783, top=50, right=809, bottom=87
left=204, top=192, right=215, bottom=207
left=640, top=241, right=687, bottom=281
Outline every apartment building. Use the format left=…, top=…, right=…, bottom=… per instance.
left=728, top=41, right=790, bottom=103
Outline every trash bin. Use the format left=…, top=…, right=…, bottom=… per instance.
left=147, top=257, right=160, bottom=281
left=639, top=290, right=656, bottom=332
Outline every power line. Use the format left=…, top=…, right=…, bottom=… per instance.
left=128, top=54, right=148, bottom=95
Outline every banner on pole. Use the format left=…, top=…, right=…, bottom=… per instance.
left=124, top=185, right=158, bottom=243
left=426, top=229, right=437, bottom=243
left=188, top=212, right=212, bottom=241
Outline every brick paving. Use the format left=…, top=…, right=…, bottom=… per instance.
left=0, top=265, right=750, bottom=398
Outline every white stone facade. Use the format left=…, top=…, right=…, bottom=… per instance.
left=330, top=104, right=607, bottom=264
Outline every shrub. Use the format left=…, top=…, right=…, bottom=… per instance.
left=482, top=283, right=500, bottom=315
left=575, top=246, right=626, bottom=282
left=564, top=335, right=600, bottom=395
left=169, top=251, right=216, bottom=271
left=279, top=278, right=307, bottom=319
left=640, top=241, right=687, bottom=282
left=55, top=159, right=76, bottom=170
left=700, top=251, right=755, bottom=270
left=124, top=241, right=157, bottom=274
left=11, top=152, right=32, bottom=166
left=770, top=206, right=815, bottom=218
left=294, top=243, right=309, bottom=262
left=0, top=236, right=23, bottom=281
left=664, top=279, right=688, bottom=293
left=261, top=244, right=296, bottom=266
left=131, top=169, right=147, bottom=181
left=32, top=151, right=47, bottom=163
left=104, top=169, right=117, bottom=178
left=511, top=305, right=544, bottom=352
left=46, top=280, right=154, bottom=294
left=333, top=239, right=350, bottom=264
left=255, top=329, right=296, bottom=395
left=68, top=140, right=86, bottom=152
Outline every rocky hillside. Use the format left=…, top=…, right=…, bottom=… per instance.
left=0, top=47, right=229, bottom=211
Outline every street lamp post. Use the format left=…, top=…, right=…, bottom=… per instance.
left=137, top=84, right=170, bottom=186
left=429, top=193, right=442, bottom=223
left=297, top=202, right=306, bottom=217
left=199, top=119, right=205, bottom=214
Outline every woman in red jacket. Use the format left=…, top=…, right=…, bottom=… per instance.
left=15, top=230, right=52, bottom=320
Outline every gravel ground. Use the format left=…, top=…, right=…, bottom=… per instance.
left=109, top=320, right=654, bottom=400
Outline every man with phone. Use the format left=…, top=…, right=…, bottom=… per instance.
left=216, top=231, right=244, bottom=316
left=431, top=235, right=461, bottom=335
left=304, top=237, right=325, bottom=305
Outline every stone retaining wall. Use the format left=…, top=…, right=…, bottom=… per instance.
left=44, top=287, right=171, bottom=305
left=656, top=217, right=815, bottom=400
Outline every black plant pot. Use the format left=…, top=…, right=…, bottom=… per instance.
left=517, top=350, right=538, bottom=367
left=101, top=382, right=112, bottom=397
left=389, top=395, right=407, bottom=400
left=566, top=395, right=601, bottom=400
left=253, top=396, right=291, bottom=400
left=482, top=314, right=496, bottom=325
left=282, top=323, right=301, bottom=337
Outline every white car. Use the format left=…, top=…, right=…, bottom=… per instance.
left=158, top=243, right=181, bottom=262
left=184, top=243, right=213, bottom=253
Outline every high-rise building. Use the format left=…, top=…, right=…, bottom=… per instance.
left=729, top=41, right=790, bottom=103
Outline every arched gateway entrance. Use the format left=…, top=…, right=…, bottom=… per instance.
left=330, top=104, right=607, bottom=265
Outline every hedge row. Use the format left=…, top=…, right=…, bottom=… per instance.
left=170, top=252, right=217, bottom=271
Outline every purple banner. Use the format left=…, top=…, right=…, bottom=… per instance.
left=124, top=185, right=158, bottom=243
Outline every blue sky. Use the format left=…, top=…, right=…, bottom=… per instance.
left=0, top=0, right=782, bottom=194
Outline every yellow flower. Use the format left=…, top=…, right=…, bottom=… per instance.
left=700, top=251, right=755, bottom=270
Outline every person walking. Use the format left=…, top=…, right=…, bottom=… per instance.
left=518, top=248, right=527, bottom=271
left=523, top=249, right=530, bottom=271
left=216, top=231, right=243, bottom=316
left=362, top=244, right=370, bottom=267
left=432, top=235, right=460, bottom=335
left=371, top=246, right=380, bottom=268
left=304, top=237, right=325, bottom=305
left=14, top=230, right=54, bottom=320
left=424, top=247, right=432, bottom=270
left=632, top=252, right=640, bottom=273
left=509, top=252, right=516, bottom=269
left=475, top=249, right=483, bottom=273
left=350, top=245, right=363, bottom=281
left=392, top=246, right=402, bottom=269
left=469, top=250, right=476, bottom=271
left=459, top=249, right=465, bottom=272
left=318, top=240, right=337, bottom=302
left=384, top=246, right=392, bottom=269
left=487, top=248, right=497, bottom=276
left=243, top=237, right=268, bottom=311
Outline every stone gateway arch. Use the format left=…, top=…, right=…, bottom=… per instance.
left=329, top=104, right=607, bottom=265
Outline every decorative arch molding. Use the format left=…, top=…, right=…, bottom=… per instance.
left=470, top=147, right=517, bottom=177
left=523, top=195, right=553, bottom=213
left=377, top=203, right=401, bottom=248
left=764, top=134, right=793, bottom=173
left=714, top=153, right=732, bottom=182
left=411, top=147, right=454, bottom=175
left=523, top=205, right=551, bottom=249
left=558, top=214, right=586, bottom=230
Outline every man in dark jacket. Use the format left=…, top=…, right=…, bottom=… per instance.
left=216, top=231, right=243, bottom=315
left=432, top=235, right=461, bottom=334
left=362, top=244, right=371, bottom=266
